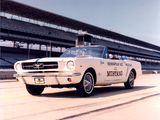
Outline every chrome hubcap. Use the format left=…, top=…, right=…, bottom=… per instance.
left=83, top=72, right=94, bottom=93
left=129, top=71, right=134, bottom=87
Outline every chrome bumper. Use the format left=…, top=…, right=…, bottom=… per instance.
left=13, top=72, right=81, bottom=77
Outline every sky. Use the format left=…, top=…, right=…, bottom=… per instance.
left=14, top=0, right=160, bottom=46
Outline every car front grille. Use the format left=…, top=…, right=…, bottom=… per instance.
left=22, top=62, right=58, bottom=70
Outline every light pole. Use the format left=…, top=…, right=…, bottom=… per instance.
left=28, top=43, right=33, bottom=59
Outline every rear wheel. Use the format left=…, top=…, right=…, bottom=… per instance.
left=124, top=71, right=135, bottom=89
left=26, top=85, right=45, bottom=95
left=76, top=71, right=94, bottom=97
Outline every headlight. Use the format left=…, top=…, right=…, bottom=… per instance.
left=15, top=63, right=22, bottom=71
left=67, top=61, right=74, bottom=70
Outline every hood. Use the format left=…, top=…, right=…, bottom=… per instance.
left=17, top=57, right=77, bottom=63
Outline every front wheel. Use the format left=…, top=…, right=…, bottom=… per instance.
left=76, top=71, right=94, bottom=97
left=124, top=71, right=135, bottom=89
left=26, top=85, right=45, bottom=95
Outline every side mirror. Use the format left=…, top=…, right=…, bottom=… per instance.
left=109, top=54, right=113, bottom=59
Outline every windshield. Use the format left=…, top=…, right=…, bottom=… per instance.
left=61, top=46, right=105, bottom=58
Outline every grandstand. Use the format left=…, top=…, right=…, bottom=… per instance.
left=2, top=0, right=160, bottom=51
left=1, top=16, right=76, bottom=48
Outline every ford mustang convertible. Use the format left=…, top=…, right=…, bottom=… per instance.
left=14, top=45, right=141, bottom=97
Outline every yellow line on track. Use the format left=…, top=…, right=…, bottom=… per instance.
left=0, top=95, right=31, bottom=100
left=0, top=90, right=71, bottom=100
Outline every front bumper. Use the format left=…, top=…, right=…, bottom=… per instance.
left=13, top=72, right=81, bottom=85
left=13, top=72, right=81, bottom=77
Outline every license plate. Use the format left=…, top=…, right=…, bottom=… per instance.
left=34, top=78, right=45, bottom=84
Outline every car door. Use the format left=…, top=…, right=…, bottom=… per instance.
left=105, top=58, right=128, bottom=84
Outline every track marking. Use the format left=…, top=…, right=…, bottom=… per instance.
left=0, top=89, right=74, bottom=101
left=59, top=93, right=160, bottom=120
left=0, top=95, right=31, bottom=100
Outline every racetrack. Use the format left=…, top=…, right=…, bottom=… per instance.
left=1, top=74, right=160, bottom=120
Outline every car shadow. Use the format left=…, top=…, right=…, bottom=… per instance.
left=91, top=85, right=155, bottom=98
left=39, top=85, right=156, bottom=98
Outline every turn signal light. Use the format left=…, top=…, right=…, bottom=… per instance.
left=16, top=79, right=20, bottom=82
left=67, top=78, right=72, bottom=82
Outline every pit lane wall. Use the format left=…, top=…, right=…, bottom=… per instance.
left=0, top=69, right=16, bottom=79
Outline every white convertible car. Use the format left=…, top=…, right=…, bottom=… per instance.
left=14, top=45, right=141, bottom=97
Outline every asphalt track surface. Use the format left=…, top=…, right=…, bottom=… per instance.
left=1, top=74, right=160, bottom=120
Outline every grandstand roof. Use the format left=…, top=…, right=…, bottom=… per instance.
left=1, top=0, right=160, bottom=51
